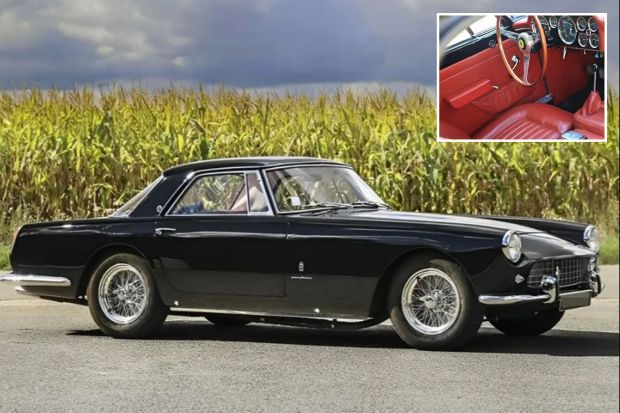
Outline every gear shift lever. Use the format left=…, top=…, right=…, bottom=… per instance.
left=587, top=63, right=599, bottom=91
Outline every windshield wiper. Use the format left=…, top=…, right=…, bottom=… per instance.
left=303, top=202, right=351, bottom=210
left=350, top=201, right=391, bottom=209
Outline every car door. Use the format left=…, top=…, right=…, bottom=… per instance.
left=439, top=16, right=547, bottom=136
left=154, top=170, right=289, bottom=311
left=282, top=216, right=380, bottom=318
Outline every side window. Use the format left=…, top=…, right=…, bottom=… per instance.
left=171, top=172, right=270, bottom=215
left=172, top=174, right=247, bottom=214
left=446, top=15, right=497, bottom=47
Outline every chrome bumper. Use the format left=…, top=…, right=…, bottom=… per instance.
left=479, top=272, right=603, bottom=310
left=0, top=273, right=72, bottom=287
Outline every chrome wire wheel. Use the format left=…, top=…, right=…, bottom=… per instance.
left=401, top=268, right=461, bottom=335
left=98, top=263, right=148, bottom=325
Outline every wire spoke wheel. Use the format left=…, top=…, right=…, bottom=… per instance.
left=98, top=263, right=148, bottom=324
left=401, top=268, right=461, bottom=335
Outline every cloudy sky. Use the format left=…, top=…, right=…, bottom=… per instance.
left=0, top=0, right=617, bottom=93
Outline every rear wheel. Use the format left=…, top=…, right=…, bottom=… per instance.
left=489, top=309, right=564, bottom=336
left=206, top=316, right=250, bottom=327
left=87, top=253, right=167, bottom=338
left=388, top=256, right=483, bottom=350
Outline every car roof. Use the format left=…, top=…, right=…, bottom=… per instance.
left=163, top=156, right=348, bottom=176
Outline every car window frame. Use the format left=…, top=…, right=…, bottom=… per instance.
left=164, top=169, right=273, bottom=217
left=444, top=15, right=518, bottom=53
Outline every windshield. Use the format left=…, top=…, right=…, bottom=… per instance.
left=265, top=166, right=386, bottom=212
left=111, top=176, right=162, bottom=217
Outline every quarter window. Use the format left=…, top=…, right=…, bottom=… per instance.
left=171, top=172, right=269, bottom=215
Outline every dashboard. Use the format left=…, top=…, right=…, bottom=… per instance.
left=518, top=15, right=605, bottom=52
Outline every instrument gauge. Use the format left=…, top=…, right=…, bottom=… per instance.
left=588, top=17, right=598, bottom=32
left=558, top=16, right=577, bottom=44
left=538, top=16, right=549, bottom=32
left=548, top=16, right=558, bottom=28
left=589, top=33, right=599, bottom=49
left=578, top=32, right=588, bottom=47
left=576, top=16, right=587, bottom=31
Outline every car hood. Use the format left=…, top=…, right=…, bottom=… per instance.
left=322, top=209, right=540, bottom=234
left=312, top=209, right=594, bottom=258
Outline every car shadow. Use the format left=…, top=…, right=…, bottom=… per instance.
left=67, top=321, right=619, bottom=356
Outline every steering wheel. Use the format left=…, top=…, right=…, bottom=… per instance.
left=496, top=16, right=548, bottom=87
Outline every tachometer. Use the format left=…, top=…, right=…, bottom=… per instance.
left=576, top=16, right=587, bottom=31
left=588, top=17, right=598, bottom=32
left=589, top=33, right=599, bottom=49
left=558, top=16, right=577, bottom=44
left=578, top=33, right=588, bottom=47
left=548, top=16, right=558, bottom=28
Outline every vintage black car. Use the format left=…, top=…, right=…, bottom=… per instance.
left=2, top=157, right=604, bottom=349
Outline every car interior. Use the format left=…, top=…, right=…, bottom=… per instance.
left=439, top=15, right=606, bottom=140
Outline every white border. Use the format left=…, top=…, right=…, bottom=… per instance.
left=436, top=13, right=608, bottom=143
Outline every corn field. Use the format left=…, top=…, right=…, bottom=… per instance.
left=0, top=87, right=618, bottom=243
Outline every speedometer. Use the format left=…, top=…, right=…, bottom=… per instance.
left=576, top=17, right=587, bottom=31
left=589, top=33, right=599, bottom=49
left=548, top=16, right=558, bottom=28
left=558, top=16, right=577, bottom=44
left=578, top=33, right=588, bottom=47
left=588, top=17, right=598, bottom=32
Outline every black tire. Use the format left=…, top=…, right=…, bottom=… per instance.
left=388, top=255, right=483, bottom=350
left=206, top=316, right=250, bottom=327
left=87, top=253, right=167, bottom=338
left=489, top=309, right=564, bottom=336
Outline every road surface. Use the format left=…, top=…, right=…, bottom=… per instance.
left=0, top=266, right=618, bottom=412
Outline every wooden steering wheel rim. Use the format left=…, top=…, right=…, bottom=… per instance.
left=496, top=16, right=548, bottom=87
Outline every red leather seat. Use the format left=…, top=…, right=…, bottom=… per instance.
left=473, top=103, right=573, bottom=140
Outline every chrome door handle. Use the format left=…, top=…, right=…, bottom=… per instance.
left=155, top=227, right=177, bottom=235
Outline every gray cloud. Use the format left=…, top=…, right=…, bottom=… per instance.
left=0, top=0, right=617, bottom=90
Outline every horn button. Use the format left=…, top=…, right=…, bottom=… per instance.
left=517, top=33, right=534, bottom=52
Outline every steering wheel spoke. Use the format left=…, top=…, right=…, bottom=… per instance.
left=500, top=28, right=520, bottom=42
left=522, top=52, right=530, bottom=84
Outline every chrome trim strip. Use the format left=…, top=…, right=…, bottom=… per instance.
left=478, top=293, right=551, bottom=305
left=169, top=307, right=368, bottom=321
left=480, top=285, right=595, bottom=307
left=480, top=275, right=559, bottom=305
left=0, top=274, right=72, bottom=287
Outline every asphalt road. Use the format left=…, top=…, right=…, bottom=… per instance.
left=0, top=267, right=618, bottom=412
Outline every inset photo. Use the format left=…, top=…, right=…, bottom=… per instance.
left=437, top=14, right=607, bottom=141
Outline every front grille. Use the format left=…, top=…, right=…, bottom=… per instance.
left=527, top=257, right=591, bottom=288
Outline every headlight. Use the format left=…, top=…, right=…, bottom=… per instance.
left=502, top=231, right=522, bottom=262
left=583, top=225, right=600, bottom=252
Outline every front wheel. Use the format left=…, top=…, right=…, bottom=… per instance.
left=489, top=309, right=564, bottom=336
left=388, top=256, right=483, bottom=350
left=87, top=253, right=167, bottom=338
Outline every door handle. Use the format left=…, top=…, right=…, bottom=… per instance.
left=155, top=227, right=177, bottom=235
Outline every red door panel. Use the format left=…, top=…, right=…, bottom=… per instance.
left=439, top=39, right=547, bottom=136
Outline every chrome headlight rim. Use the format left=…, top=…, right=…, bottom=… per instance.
left=583, top=225, right=600, bottom=253
left=502, top=231, right=522, bottom=263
